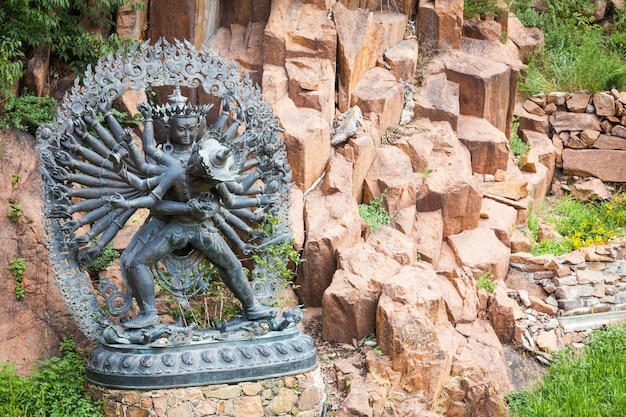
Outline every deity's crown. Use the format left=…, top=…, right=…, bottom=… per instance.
left=152, top=85, right=213, bottom=123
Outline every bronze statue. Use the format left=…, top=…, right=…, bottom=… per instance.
left=37, top=40, right=316, bottom=388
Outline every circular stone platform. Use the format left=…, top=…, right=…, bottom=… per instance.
left=86, top=327, right=317, bottom=389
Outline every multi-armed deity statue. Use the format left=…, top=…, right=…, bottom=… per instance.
left=36, top=39, right=316, bottom=388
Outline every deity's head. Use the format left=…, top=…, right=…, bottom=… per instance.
left=153, top=85, right=212, bottom=149
left=188, top=133, right=239, bottom=183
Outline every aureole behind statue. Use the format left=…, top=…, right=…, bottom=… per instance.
left=36, top=38, right=317, bottom=389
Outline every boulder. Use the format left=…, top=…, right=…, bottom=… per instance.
left=220, top=0, right=271, bottom=26
left=376, top=265, right=464, bottom=400
left=507, top=13, right=544, bottom=63
left=488, top=281, right=524, bottom=344
left=206, top=22, right=265, bottom=86
left=435, top=268, right=478, bottom=324
left=413, top=73, right=460, bottom=132
left=363, top=144, right=421, bottom=214
left=261, top=64, right=289, bottom=106
left=562, top=149, right=626, bottom=182
left=264, top=0, right=336, bottom=66
left=460, top=37, right=523, bottom=138
left=322, top=152, right=354, bottom=196
left=285, top=57, right=336, bottom=123
left=383, top=38, right=419, bottom=83
left=478, top=198, right=518, bottom=245
left=518, top=129, right=556, bottom=185
left=417, top=0, right=464, bottom=50
left=322, top=242, right=402, bottom=343
left=550, top=111, right=601, bottom=133
left=271, top=96, right=331, bottom=190
left=593, top=91, right=616, bottom=117
left=417, top=153, right=483, bottom=238
left=517, top=111, right=550, bottom=135
left=457, top=115, right=509, bottom=175
left=448, top=227, right=511, bottom=281
left=566, top=91, right=592, bottom=113
left=352, top=67, right=405, bottom=134
left=440, top=50, right=513, bottom=135
left=333, top=3, right=378, bottom=111
left=335, top=122, right=379, bottom=201
left=366, top=225, right=419, bottom=267
left=413, top=209, right=444, bottom=265
left=593, top=134, right=626, bottom=150
left=463, top=17, right=503, bottom=41
left=570, top=177, right=611, bottom=202
left=297, top=189, right=362, bottom=306
left=394, top=125, right=435, bottom=173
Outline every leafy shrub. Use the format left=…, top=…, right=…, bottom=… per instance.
left=0, top=337, right=104, bottom=417
left=508, top=324, right=626, bottom=416
left=0, top=91, right=56, bottom=132
left=513, top=0, right=626, bottom=94
left=7, top=202, right=23, bottom=223
left=89, top=244, right=120, bottom=272
left=359, top=193, right=393, bottom=233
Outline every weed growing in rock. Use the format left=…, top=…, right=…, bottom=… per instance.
left=359, top=193, right=393, bottom=233
left=89, top=244, right=120, bottom=272
left=509, top=120, right=530, bottom=169
left=11, top=172, right=20, bottom=186
left=0, top=91, right=56, bottom=133
left=7, top=202, right=23, bottom=223
left=476, top=270, right=496, bottom=293
left=0, top=337, right=105, bottom=417
left=9, top=257, right=26, bottom=300
left=507, top=323, right=626, bottom=416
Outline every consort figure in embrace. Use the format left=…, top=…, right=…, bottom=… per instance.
left=106, top=90, right=278, bottom=329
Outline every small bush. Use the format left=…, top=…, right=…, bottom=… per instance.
left=0, top=337, right=104, bottom=417
left=89, top=244, right=120, bottom=272
left=509, top=121, right=530, bottom=168
left=7, top=202, right=23, bottom=223
left=359, top=193, right=393, bottom=233
left=0, top=91, right=56, bottom=133
left=9, top=257, right=26, bottom=300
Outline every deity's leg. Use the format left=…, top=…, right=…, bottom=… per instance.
left=194, top=227, right=276, bottom=321
left=120, top=226, right=175, bottom=329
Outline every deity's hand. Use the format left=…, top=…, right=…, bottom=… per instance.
left=61, top=133, right=80, bottom=152
left=122, top=127, right=135, bottom=144
left=259, top=194, right=279, bottom=206
left=242, top=243, right=258, bottom=255
left=98, top=96, right=113, bottom=115
left=78, top=247, right=101, bottom=266
left=50, top=204, right=72, bottom=219
left=56, top=151, right=74, bottom=168
left=258, top=156, right=274, bottom=175
left=74, top=234, right=91, bottom=246
left=108, top=193, right=128, bottom=209
left=137, top=102, right=153, bottom=119
left=188, top=198, right=216, bottom=219
left=60, top=219, right=81, bottom=232
left=73, top=118, right=89, bottom=139
left=82, top=107, right=98, bottom=127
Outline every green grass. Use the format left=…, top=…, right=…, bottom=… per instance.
left=531, top=191, right=626, bottom=255
left=509, top=120, right=530, bottom=169
left=476, top=270, right=496, bottom=293
left=514, top=0, right=626, bottom=94
left=0, top=337, right=104, bottom=417
left=508, top=324, right=626, bottom=416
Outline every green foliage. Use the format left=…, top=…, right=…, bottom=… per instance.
left=0, top=337, right=104, bottom=417
left=9, top=257, right=26, bottom=300
left=531, top=192, right=626, bottom=255
left=89, top=244, right=120, bottom=272
left=508, top=324, right=626, bottom=416
left=514, top=0, right=626, bottom=94
left=0, top=0, right=133, bottom=94
left=464, top=0, right=509, bottom=20
left=0, top=91, right=56, bottom=132
left=509, top=120, right=530, bottom=169
left=7, top=202, right=23, bottom=223
left=11, top=172, right=20, bottom=185
left=359, top=193, right=393, bottom=233
left=476, top=270, right=496, bottom=293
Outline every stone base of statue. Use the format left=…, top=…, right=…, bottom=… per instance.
left=86, top=325, right=317, bottom=390
left=87, top=365, right=326, bottom=417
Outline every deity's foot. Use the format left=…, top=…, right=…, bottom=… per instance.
left=245, top=303, right=279, bottom=321
left=123, top=310, right=160, bottom=329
